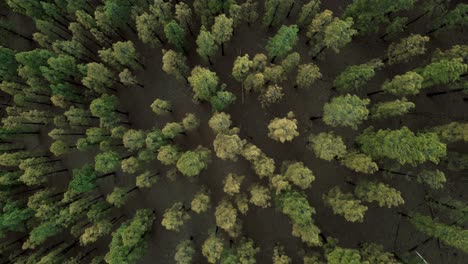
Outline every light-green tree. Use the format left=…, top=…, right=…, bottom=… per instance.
left=176, top=146, right=211, bottom=177
left=284, top=162, right=315, bottom=190
left=196, top=26, right=217, bottom=65
left=295, top=63, right=321, bottom=89
left=323, top=186, right=368, bottom=223
left=266, top=25, right=299, bottom=63
left=354, top=181, right=404, bottom=208
left=161, top=202, right=191, bottom=232
left=370, top=98, right=415, bottom=119
left=267, top=112, right=299, bottom=143
left=188, top=66, right=219, bottom=102
left=308, top=132, right=347, bottom=161
left=212, top=14, right=233, bottom=56
left=323, top=94, right=370, bottom=130
left=385, top=34, right=430, bottom=65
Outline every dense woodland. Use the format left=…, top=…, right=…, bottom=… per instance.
left=0, top=0, right=467, bottom=263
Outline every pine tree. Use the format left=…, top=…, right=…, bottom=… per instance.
left=164, top=20, right=187, bottom=53
left=284, top=162, right=315, bottom=189
left=323, top=187, right=368, bottom=223
left=213, top=133, right=246, bottom=161
left=196, top=26, right=217, bottom=65
left=334, top=60, right=382, bottom=93
left=354, top=181, right=404, bottom=208
left=161, top=202, right=190, bottom=232
left=188, top=66, right=219, bottom=102
left=249, top=184, right=271, bottom=208
left=308, top=132, right=347, bottom=161
left=340, top=151, right=378, bottom=174
left=212, top=14, right=233, bottom=56
left=174, top=239, right=195, bottom=264
left=176, top=146, right=211, bottom=177
left=266, top=25, right=299, bottom=63
left=323, top=94, right=370, bottom=130
left=267, top=112, right=299, bottom=143
left=263, top=0, right=295, bottom=28
left=202, top=233, right=224, bottom=263
left=380, top=71, right=424, bottom=96
left=162, top=49, right=189, bottom=82
left=385, top=34, right=430, bottom=64
left=295, top=63, right=321, bottom=89
left=356, top=126, right=446, bottom=166
left=370, top=98, right=415, bottom=119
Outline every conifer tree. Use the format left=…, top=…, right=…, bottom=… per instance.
left=162, top=49, right=190, bottom=82
left=212, top=14, right=233, bottom=56
left=385, top=34, right=430, bottom=64
left=308, top=132, right=347, bottom=161
left=188, top=66, right=219, bottom=102
left=284, top=162, right=315, bottom=190
left=323, top=94, right=370, bottom=130
left=267, top=112, right=299, bottom=143
left=370, top=98, right=415, bottom=119
left=176, top=146, right=211, bottom=177
left=164, top=20, right=187, bottom=53
left=161, top=202, right=191, bottom=232
left=323, top=186, right=368, bottom=223
left=196, top=26, right=217, bottom=65
left=334, top=60, right=382, bottom=93
left=202, top=233, right=224, bottom=263
left=174, top=239, right=195, bottom=264
left=266, top=25, right=299, bottom=63
left=355, top=181, right=404, bottom=208
left=295, top=63, right=321, bottom=89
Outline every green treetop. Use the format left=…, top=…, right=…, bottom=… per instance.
left=157, top=144, right=181, bottom=165
left=385, top=34, right=430, bottom=65
left=297, top=0, right=322, bottom=28
left=326, top=246, right=369, bottom=264
left=176, top=146, right=211, bottom=177
left=209, top=112, right=232, bottom=134
left=174, top=239, right=195, bottom=264
left=266, top=25, right=299, bottom=63
left=188, top=66, right=219, bottom=102
left=340, top=151, right=378, bottom=174
left=94, top=151, right=120, bottom=173
left=322, top=17, right=357, bottom=54
left=409, top=213, right=468, bottom=253
left=267, top=112, right=299, bottom=143
left=296, top=63, right=321, bottom=89
left=161, top=202, right=191, bottom=232
left=381, top=71, right=424, bottom=96
left=323, top=187, right=368, bottom=223
left=263, top=0, right=294, bottom=28
left=431, top=122, right=468, bottom=143
left=213, top=133, right=246, bottom=161
left=150, top=98, right=172, bottom=116
left=308, top=132, right=347, bottom=161
left=370, top=98, right=415, bottom=120
left=421, top=58, right=467, bottom=87
left=202, top=233, right=224, bottom=263
left=164, top=20, right=186, bottom=53
left=232, top=54, right=253, bottom=82
left=196, top=26, right=217, bottom=64
left=123, top=129, right=146, bottom=152
left=356, top=126, right=446, bottom=166
left=343, top=0, right=415, bottom=35
left=162, top=49, right=190, bottom=82
left=334, top=60, right=382, bottom=93
left=191, top=189, right=211, bottom=214
left=249, top=184, right=272, bottom=208
left=284, top=162, right=315, bottom=190
left=323, top=94, right=370, bottom=130
left=355, top=181, right=404, bottom=208
left=212, top=14, right=233, bottom=56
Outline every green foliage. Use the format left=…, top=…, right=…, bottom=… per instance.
left=308, top=132, right=347, bottom=161
left=209, top=112, right=232, bottom=134
left=334, top=61, right=381, bottom=92
left=344, top=0, right=415, bottom=34
left=188, top=66, right=219, bottom=102
left=95, top=151, right=120, bottom=173
left=323, top=17, right=357, bottom=54
left=431, top=122, right=468, bottom=143
left=123, top=129, right=146, bottom=152
left=164, top=20, right=186, bottom=52
left=266, top=25, right=299, bottom=61
left=157, top=144, right=181, bottom=165
left=284, top=162, right=315, bottom=190
left=417, top=169, right=446, bottom=189
left=213, top=133, right=246, bottom=161
left=382, top=71, right=424, bottom=96
left=267, top=112, right=299, bottom=143
left=296, top=63, right=321, bottom=89
left=69, top=163, right=98, bottom=194
left=323, top=95, right=370, bottom=130
left=249, top=184, right=271, bottom=208
left=386, top=34, right=430, bottom=65
left=340, top=151, right=378, bottom=174
left=150, top=98, right=172, bottom=116
left=355, top=181, right=404, bottom=208
left=326, top=247, right=369, bottom=264
left=212, top=14, right=233, bottom=46
left=174, top=240, right=195, bottom=264
left=360, top=243, right=400, bottom=264
left=356, top=126, right=447, bottom=166
left=263, top=0, right=294, bottom=28
left=161, top=202, right=191, bottom=232
left=210, top=90, right=236, bottom=112
left=162, top=49, right=189, bottom=81
left=297, top=0, right=322, bottom=28
left=202, top=234, right=224, bottom=263
left=191, top=189, right=211, bottom=214
left=323, top=187, right=368, bottom=223
left=422, top=58, right=467, bottom=87
left=176, top=146, right=212, bottom=177
left=370, top=98, right=415, bottom=119
left=409, top=213, right=468, bottom=253
left=196, top=26, right=218, bottom=63
left=232, top=54, right=252, bottom=82
left=104, top=209, right=155, bottom=264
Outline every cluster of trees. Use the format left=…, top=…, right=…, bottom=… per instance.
left=0, top=0, right=466, bottom=263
